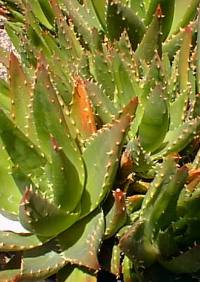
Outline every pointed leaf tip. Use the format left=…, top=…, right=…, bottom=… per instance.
left=71, top=77, right=97, bottom=139
left=156, top=4, right=163, bottom=18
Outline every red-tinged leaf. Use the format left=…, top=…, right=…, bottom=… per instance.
left=70, top=78, right=97, bottom=140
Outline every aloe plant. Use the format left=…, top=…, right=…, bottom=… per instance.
left=119, top=156, right=200, bottom=278
left=0, top=0, right=200, bottom=281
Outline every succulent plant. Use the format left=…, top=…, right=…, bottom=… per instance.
left=119, top=156, right=200, bottom=278
left=0, top=0, right=200, bottom=281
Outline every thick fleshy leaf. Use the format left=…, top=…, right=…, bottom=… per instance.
left=145, top=0, right=175, bottom=40
left=169, top=0, right=200, bottom=36
left=33, top=58, right=85, bottom=200
left=0, top=138, right=21, bottom=215
left=0, top=79, right=10, bottom=112
left=28, top=0, right=54, bottom=30
left=0, top=109, right=47, bottom=188
left=122, top=256, right=136, bottom=282
left=5, top=21, right=24, bottom=53
left=61, top=0, right=99, bottom=50
left=9, top=52, right=38, bottom=144
left=107, top=2, right=145, bottom=50
left=70, top=78, right=97, bottom=140
left=85, top=81, right=118, bottom=124
left=169, top=26, right=192, bottom=130
left=17, top=210, right=104, bottom=281
left=121, top=139, right=153, bottom=177
left=56, top=210, right=104, bottom=270
left=130, top=0, right=145, bottom=18
left=138, top=84, right=169, bottom=152
left=104, top=189, right=127, bottom=238
left=141, top=164, right=188, bottom=231
left=81, top=97, right=138, bottom=215
left=19, top=188, right=80, bottom=237
left=21, top=248, right=66, bottom=281
left=153, top=118, right=200, bottom=159
left=0, top=230, right=44, bottom=251
left=112, top=52, right=138, bottom=107
left=50, top=144, right=83, bottom=212
left=110, top=244, right=121, bottom=277
left=38, top=0, right=55, bottom=26
left=50, top=0, right=82, bottom=59
left=90, top=52, right=115, bottom=99
left=91, top=0, right=107, bottom=30
left=178, top=26, right=192, bottom=92
left=135, top=6, right=162, bottom=63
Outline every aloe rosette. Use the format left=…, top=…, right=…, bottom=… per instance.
left=0, top=0, right=200, bottom=281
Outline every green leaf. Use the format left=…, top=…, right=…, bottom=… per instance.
left=179, top=26, right=192, bottom=92
left=138, top=84, right=169, bottom=152
left=107, top=2, right=145, bottom=49
left=169, top=27, right=192, bottom=129
left=86, top=81, right=118, bottom=124
left=18, top=210, right=104, bottom=280
left=130, top=0, right=146, bottom=18
left=122, top=256, right=137, bottom=282
left=0, top=79, right=10, bottom=113
left=27, top=0, right=54, bottom=30
left=0, top=138, right=21, bottom=216
left=104, top=189, right=127, bottom=238
left=153, top=117, right=200, bottom=159
left=117, top=3, right=146, bottom=50
left=90, top=52, right=115, bottom=99
left=57, top=210, right=104, bottom=270
left=82, top=98, right=138, bottom=215
left=145, top=0, right=175, bottom=40
left=25, top=12, right=52, bottom=57
left=33, top=57, right=85, bottom=193
left=112, top=52, right=137, bottom=107
left=169, top=0, right=200, bottom=36
left=38, top=0, right=55, bottom=26
left=91, top=0, right=107, bottom=30
left=0, top=231, right=45, bottom=251
left=120, top=159, right=188, bottom=266
left=135, top=7, right=162, bottom=63
left=110, top=244, right=121, bottom=277
left=19, top=188, right=80, bottom=237
left=50, top=145, right=83, bottom=212
left=141, top=164, right=188, bottom=232
left=140, top=158, right=177, bottom=219
left=9, top=52, right=38, bottom=144
left=21, top=248, right=66, bottom=280
left=5, top=21, right=24, bottom=53
left=107, top=1, right=126, bottom=41
left=60, top=0, right=99, bottom=50
left=50, top=0, right=82, bottom=58
left=123, top=139, right=153, bottom=177
left=0, top=109, right=47, bottom=185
